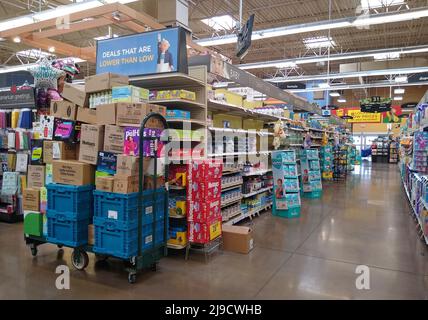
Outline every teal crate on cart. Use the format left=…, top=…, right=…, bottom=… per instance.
left=93, top=217, right=167, bottom=259
left=46, top=210, right=89, bottom=247
left=47, top=183, right=94, bottom=218
left=93, top=188, right=167, bottom=224
left=93, top=216, right=139, bottom=258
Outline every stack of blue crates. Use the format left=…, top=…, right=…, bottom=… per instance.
left=46, top=184, right=94, bottom=247
left=92, top=188, right=167, bottom=259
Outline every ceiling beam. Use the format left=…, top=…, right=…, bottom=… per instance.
left=116, top=3, right=164, bottom=30
left=32, top=17, right=112, bottom=39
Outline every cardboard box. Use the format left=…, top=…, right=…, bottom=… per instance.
left=222, top=225, right=254, bottom=254
left=76, top=107, right=97, bottom=124
left=52, top=160, right=95, bottom=185
left=188, top=216, right=222, bottom=244
left=88, top=224, right=94, bottom=246
left=79, top=124, right=105, bottom=165
left=112, top=85, right=149, bottom=103
left=23, top=188, right=40, bottom=211
left=116, top=155, right=139, bottom=176
left=85, top=73, right=129, bottom=93
left=62, top=83, right=88, bottom=107
left=188, top=179, right=221, bottom=202
left=104, top=125, right=124, bottom=154
left=188, top=160, right=222, bottom=183
left=113, top=174, right=138, bottom=194
left=144, top=176, right=165, bottom=190
left=27, top=165, right=45, bottom=189
left=50, top=100, right=77, bottom=120
left=95, top=176, right=114, bottom=192
left=116, top=103, right=166, bottom=127
left=96, top=103, right=117, bottom=125
left=43, top=141, right=77, bottom=164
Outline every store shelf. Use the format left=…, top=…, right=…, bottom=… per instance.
left=169, top=185, right=186, bottom=190
left=288, top=127, right=306, bottom=132
left=169, top=156, right=205, bottom=162
left=222, top=210, right=242, bottom=222
left=209, top=126, right=248, bottom=134
left=222, top=168, right=242, bottom=175
left=130, top=73, right=205, bottom=88
left=151, top=99, right=205, bottom=109
left=167, top=119, right=206, bottom=126
left=224, top=202, right=272, bottom=225
left=242, top=186, right=273, bottom=198
left=308, top=127, right=324, bottom=132
left=221, top=181, right=243, bottom=191
left=310, top=136, right=323, bottom=139
left=289, top=144, right=303, bottom=147
left=167, top=243, right=188, bottom=250
left=221, top=197, right=243, bottom=208
left=169, top=214, right=186, bottom=219
left=242, top=169, right=272, bottom=176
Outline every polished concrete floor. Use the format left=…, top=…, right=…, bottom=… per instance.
left=1, top=162, right=427, bottom=299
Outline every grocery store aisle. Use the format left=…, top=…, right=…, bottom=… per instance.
left=0, top=162, right=427, bottom=299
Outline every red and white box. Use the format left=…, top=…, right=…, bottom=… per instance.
left=187, top=159, right=222, bottom=183
left=187, top=197, right=221, bottom=222
left=187, top=179, right=221, bottom=202
left=188, top=216, right=222, bottom=244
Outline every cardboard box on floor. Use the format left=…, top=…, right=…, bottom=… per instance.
left=85, top=73, right=129, bottom=93
left=62, top=83, right=88, bottom=107
left=52, top=160, right=95, bottom=185
left=27, top=165, right=45, bottom=189
left=79, top=124, right=104, bottom=165
left=104, top=125, right=124, bottom=154
left=50, top=100, right=77, bottom=120
left=43, top=141, right=77, bottom=164
left=23, top=188, right=40, bottom=212
left=116, top=103, right=166, bottom=127
left=76, top=107, right=97, bottom=124
left=221, top=225, right=254, bottom=254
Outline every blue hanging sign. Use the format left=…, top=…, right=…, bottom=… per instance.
left=96, top=27, right=188, bottom=76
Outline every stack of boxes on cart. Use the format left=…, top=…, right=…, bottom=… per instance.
left=23, top=72, right=169, bottom=259
left=187, top=160, right=223, bottom=244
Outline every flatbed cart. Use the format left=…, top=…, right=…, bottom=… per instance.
left=25, top=112, right=169, bottom=284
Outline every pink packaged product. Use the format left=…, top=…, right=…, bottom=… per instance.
left=142, top=127, right=163, bottom=157
left=123, top=127, right=140, bottom=156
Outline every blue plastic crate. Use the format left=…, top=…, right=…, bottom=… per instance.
left=93, top=216, right=138, bottom=259
left=46, top=210, right=89, bottom=247
left=93, top=217, right=167, bottom=259
left=94, top=188, right=167, bottom=224
left=47, top=183, right=94, bottom=218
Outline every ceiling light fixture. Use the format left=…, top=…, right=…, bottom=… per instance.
left=48, top=46, right=55, bottom=53
left=394, top=88, right=405, bottom=94
left=394, top=96, right=403, bottom=101
left=373, top=52, right=400, bottom=61
left=319, top=82, right=331, bottom=88
left=201, top=15, right=237, bottom=31
left=337, top=98, right=347, bottom=103
left=303, top=36, right=336, bottom=49
left=196, top=7, right=428, bottom=46
left=360, top=0, right=406, bottom=10
left=329, top=92, right=340, bottom=97
left=395, top=76, right=408, bottom=82
left=13, top=36, right=21, bottom=43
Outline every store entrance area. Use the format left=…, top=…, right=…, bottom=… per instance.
left=1, top=162, right=426, bottom=299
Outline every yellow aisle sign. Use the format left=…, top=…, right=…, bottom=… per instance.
left=346, top=109, right=381, bottom=123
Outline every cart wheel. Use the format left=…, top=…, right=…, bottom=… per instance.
left=30, top=246, right=38, bottom=257
left=128, top=272, right=137, bottom=284
left=151, top=263, right=157, bottom=272
left=71, top=250, right=89, bottom=271
left=57, top=245, right=63, bottom=249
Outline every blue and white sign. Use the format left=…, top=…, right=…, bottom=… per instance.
left=96, top=27, right=188, bottom=76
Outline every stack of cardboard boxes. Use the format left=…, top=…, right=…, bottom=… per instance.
left=186, top=160, right=223, bottom=244
left=23, top=73, right=167, bottom=249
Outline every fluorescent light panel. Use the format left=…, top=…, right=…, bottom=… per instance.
left=329, top=92, right=340, bottom=97
left=360, top=0, right=406, bottom=10
left=337, top=98, right=347, bottom=103
left=94, top=34, right=119, bottom=41
left=395, top=76, right=408, bottom=82
left=394, top=96, right=403, bottom=100
left=201, top=15, right=237, bottom=31
left=394, top=88, right=405, bottom=94
left=373, top=52, right=400, bottom=60
left=303, top=36, right=335, bottom=49
left=318, top=82, right=331, bottom=88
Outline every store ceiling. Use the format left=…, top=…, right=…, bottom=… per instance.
left=0, top=0, right=427, bottom=97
